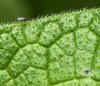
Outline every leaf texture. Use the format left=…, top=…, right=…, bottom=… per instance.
left=0, top=8, right=100, bottom=86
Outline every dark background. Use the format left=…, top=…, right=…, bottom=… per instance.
left=0, top=0, right=100, bottom=23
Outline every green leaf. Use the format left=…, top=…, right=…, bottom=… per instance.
left=0, top=8, right=100, bottom=86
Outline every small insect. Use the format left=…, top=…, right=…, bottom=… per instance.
left=16, top=17, right=31, bottom=22
left=81, top=69, right=92, bottom=77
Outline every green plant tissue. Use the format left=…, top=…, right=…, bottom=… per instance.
left=0, top=8, right=100, bottom=86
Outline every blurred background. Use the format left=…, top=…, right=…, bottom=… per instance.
left=0, top=0, right=100, bottom=23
